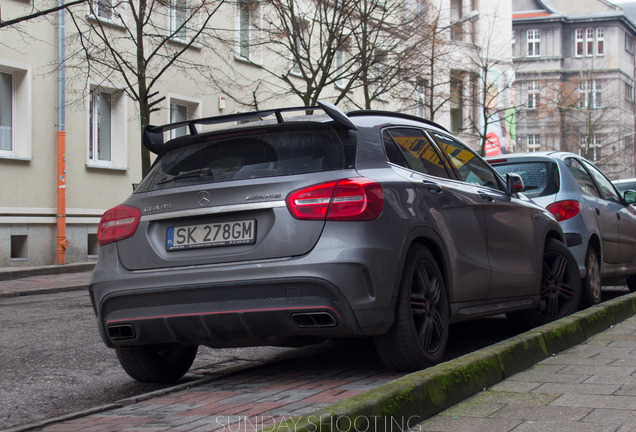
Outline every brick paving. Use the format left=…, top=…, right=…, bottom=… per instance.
left=411, top=314, right=636, bottom=432
left=39, top=360, right=403, bottom=431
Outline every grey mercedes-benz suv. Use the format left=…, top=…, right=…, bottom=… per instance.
left=89, top=102, right=580, bottom=382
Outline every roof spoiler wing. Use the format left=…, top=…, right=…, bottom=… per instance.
left=142, top=101, right=357, bottom=155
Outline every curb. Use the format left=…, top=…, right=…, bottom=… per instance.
left=0, top=262, right=95, bottom=282
left=266, top=292, right=636, bottom=432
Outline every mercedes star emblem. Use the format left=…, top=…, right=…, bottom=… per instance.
left=197, top=191, right=211, bottom=207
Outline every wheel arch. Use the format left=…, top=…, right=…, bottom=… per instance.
left=399, top=228, right=454, bottom=305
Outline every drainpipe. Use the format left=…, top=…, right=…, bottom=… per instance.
left=56, top=0, right=68, bottom=265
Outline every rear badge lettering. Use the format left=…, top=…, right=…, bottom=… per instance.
left=245, top=194, right=282, bottom=201
left=144, top=203, right=173, bottom=213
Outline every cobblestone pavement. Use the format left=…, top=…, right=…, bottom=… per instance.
left=411, top=314, right=636, bottom=432
left=39, top=354, right=402, bottom=431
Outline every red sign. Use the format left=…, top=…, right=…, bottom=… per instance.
left=485, top=132, right=501, bottom=157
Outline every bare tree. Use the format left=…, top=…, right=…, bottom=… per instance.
left=67, top=0, right=226, bottom=173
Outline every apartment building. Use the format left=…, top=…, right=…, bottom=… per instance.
left=512, top=0, right=636, bottom=178
left=0, top=0, right=512, bottom=266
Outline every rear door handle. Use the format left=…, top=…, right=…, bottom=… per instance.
left=595, top=208, right=601, bottom=216
left=422, top=181, right=443, bottom=194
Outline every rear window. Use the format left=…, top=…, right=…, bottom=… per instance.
left=136, top=127, right=356, bottom=192
left=492, top=161, right=560, bottom=198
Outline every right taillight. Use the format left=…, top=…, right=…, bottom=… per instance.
left=286, top=178, right=384, bottom=221
left=97, top=204, right=141, bottom=246
left=546, top=200, right=581, bottom=222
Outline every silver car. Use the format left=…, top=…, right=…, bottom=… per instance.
left=489, top=152, right=636, bottom=308
left=90, top=103, right=580, bottom=382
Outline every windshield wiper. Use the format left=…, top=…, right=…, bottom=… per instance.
left=157, top=167, right=213, bottom=184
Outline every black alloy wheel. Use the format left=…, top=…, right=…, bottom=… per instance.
left=374, top=244, right=449, bottom=372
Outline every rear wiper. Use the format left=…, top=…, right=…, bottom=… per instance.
left=157, top=167, right=213, bottom=184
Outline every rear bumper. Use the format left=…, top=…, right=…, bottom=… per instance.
left=89, top=244, right=400, bottom=348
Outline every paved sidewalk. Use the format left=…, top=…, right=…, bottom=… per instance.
left=412, top=314, right=636, bottom=432
left=0, top=270, right=92, bottom=297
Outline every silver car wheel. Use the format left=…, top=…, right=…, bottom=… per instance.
left=582, top=248, right=602, bottom=307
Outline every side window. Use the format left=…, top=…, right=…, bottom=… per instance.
left=432, top=133, right=502, bottom=191
left=581, top=159, right=620, bottom=202
left=383, top=128, right=450, bottom=179
left=564, top=158, right=601, bottom=198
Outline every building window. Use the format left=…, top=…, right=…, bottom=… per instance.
left=527, top=29, right=540, bottom=57
left=93, top=0, right=114, bottom=21
left=527, top=134, right=540, bottom=151
left=450, top=0, right=463, bottom=41
left=171, top=0, right=187, bottom=41
left=527, top=80, right=539, bottom=109
left=89, top=88, right=113, bottom=164
left=0, top=63, right=31, bottom=160
left=88, top=86, right=126, bottom=168
left=626, top=82, right=634, bottom=102
left=237, top=0, right=260, bottom=61
left=579, top=80, right=602, bottom=108
left=335, top=46, right=348, bottom=89
left=170, top=103, right=188, bottom=138
left=450, top=70, right=464, bottom=132
left=575, top=29, right=584, bottom=57
left=580, top=134, right=602, bottom=161
left=597, top=28, right=604, bottom=55
left=0, top=72, right=13, bottom=154
left=290, top=18, right=308, bottom=76
left=586, top=28, right=594, bottom=56
left=626, top=33, right=634, bottom=54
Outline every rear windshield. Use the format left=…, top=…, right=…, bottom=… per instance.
left=492, top=161, right=560, bottom=198
left=136, top=127, right=356, bottom=192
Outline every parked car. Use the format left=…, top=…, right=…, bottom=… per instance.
left=614, top=178, right=636, bottom=202
left=90, top=103, right=580, bottom=382
left=488, top=152, right=636, bottom=308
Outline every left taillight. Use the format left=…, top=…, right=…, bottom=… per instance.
left=546, top=200, right=581, bottom=222
left=97, top=204, right=141, bottom=246
left=286, top=178, right=384, bottom=221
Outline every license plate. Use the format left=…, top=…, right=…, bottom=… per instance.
left=166, top=220, right=256, bottom=250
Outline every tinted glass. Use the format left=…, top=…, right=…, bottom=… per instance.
left=137, top=128, right=354, bottom=192
left=564, top=158, right=601, bottom=198
left=384, top=128, right=450, bottom=178
left=581, top=159, right=620, bottom=202
left=432, top=133, right=502, bottom=191
left=492, top=162, right=560, bottom=198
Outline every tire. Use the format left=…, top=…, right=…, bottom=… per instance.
left=581, top=247, right=602, bottom=308
left=374, top=244, right=449, bottom=372
left=512, top=239, right=581, bottom=328
left=116, top=344, right=198, bottom=383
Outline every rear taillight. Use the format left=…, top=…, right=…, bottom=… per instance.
left=97, top=204, right=141, bottom=246
left=546, top=200, right=581, bottom=222
left=286, top=178, right=384, bottom=221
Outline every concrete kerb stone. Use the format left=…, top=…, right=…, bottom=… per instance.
left=265, top=292, right=636, bottom=432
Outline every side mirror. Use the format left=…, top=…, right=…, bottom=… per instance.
left=506, top=173, right=525, bottom=195
left=624, top=190, right=636, bottom=205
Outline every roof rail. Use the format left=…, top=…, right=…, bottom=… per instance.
left=142, top=101, right=357, bottom=154
left=346, top=110, right=449, bottom=133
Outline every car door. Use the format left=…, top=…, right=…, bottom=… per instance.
left=431, top=132, right=541, bottom=299
left=382, top=128, right=491, bottom=303
left=581, top=159, right=636, bottom=265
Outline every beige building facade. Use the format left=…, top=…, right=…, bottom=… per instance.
left=0, top=0, right=513, bottom=266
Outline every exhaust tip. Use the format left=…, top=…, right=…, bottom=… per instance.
left=292, top=312, right=337, bottom=328
left=107, top=324, right=135, bottom=340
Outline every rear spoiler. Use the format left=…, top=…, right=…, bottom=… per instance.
left=142, top=100, right=357, bottom=155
